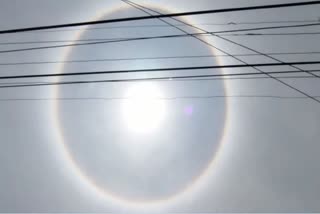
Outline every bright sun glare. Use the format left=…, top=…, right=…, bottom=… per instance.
left=122, top=83, right=166, bottom=134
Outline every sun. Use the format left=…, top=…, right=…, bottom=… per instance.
left=122, top=82, right=166, bottom=134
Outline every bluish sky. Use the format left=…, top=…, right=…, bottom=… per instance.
left=0, top=0, right=319, bottom=212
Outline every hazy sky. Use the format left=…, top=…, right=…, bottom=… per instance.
left=0, top=0, right=320, bottom=212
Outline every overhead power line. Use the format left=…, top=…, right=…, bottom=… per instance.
left=0, top=61, right=319, bottom=80
left=2, top=22, right=320, bottom=46
left=0, top=75, right=316, bottom=86
left=0, top=95, right=319, bottom=102
left=1, top=1, right=320, bottom=34
left=1, top=51, right=320, bottom=66
left=121, top=0, right=320, bottom=104
left=217, top=34, right=320, bottom=76
left=1, top=22, right=320, bottom=47
left=0, top=69, right=320, bottom=89
left=0, top=38, right=117, bottom=46
left=217, top=32, right=320, bottom=102
left=124, top=0, right=251, bottom=60
left=222, top=32, right=320, bottom=36
left=30, top=20, right=320, bottom=33
left=1, top=22, right=320, bottom=54
left=124, top=0, right=319, bottom=104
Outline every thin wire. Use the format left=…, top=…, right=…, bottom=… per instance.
left=121, top=0, right=320, bottom=104
left=121, top=0, right=243, bottom=75
left=216, top=35, right=320, bottom=77
left=0, top=75, right=317, bottom=86
left=1, top=95, right=319, bottom=102
left=0, top=38, right=118, bottom=45
left=221, top=32, right=320, bottom=36
left=132, top=1, right=320, bottom=80
left=29, top=20, right=320, bottom=33
left=171, top=7, right=320, bottom=79
left=3, top=29, right=320, bottom=46
left=1, top=1, right=320, bottom=34
left=1, top=23, right=320, bottom=54
left=0, top=61, right=320, bottom=80
left=127, top=2, right=320, bottom=80
left=1, top=51, right=320, bottom=66
left=0, top=70, right=319, bottom=89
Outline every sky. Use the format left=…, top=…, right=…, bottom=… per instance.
left=0, top=0, right=320, bottom=212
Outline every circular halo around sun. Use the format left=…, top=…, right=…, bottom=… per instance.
left=52, top=3, right=230, bottom=209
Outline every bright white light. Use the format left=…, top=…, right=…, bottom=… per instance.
left=122, top=83, right=166, bottom=134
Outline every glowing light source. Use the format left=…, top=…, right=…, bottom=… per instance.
left=122, top=82, right=166, bottom=134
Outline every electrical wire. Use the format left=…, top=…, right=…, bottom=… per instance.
left=0, top=69, right=319, bottom=89
left=1, top=23, right=320, bottom=54
left=221, top=32, right=320, bottom=36
left=30, top=20, right=320, bottom=33
left=0, top=51, right=320, bottom=66
left=0, top=94, right=319, bottom=102
left=1, top=1, right=320, bottom=34
left=0, top=61, right=319, bottom=80
left=121, top=0, right=320, bottom=104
